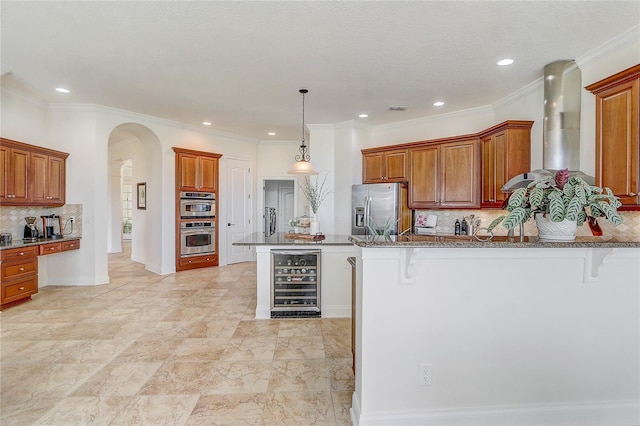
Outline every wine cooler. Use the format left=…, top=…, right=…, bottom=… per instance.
left=271, top=249, right=321, bottom=318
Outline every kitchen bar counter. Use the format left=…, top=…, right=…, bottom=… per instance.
left=234, top=232, right=353, bottom=246
left=351, top=238, right=640, bottom=425
left=0, top=236, right=81, bottom=251
left=349, top=233, right=640, bottom=248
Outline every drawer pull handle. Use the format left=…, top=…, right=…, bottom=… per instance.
left=19, top=267, right=25, bottom=271
left=19, top=287, right=25, bottom=291
left=629, top=192, right=637, bottom=197
left=50, top=247, right=55, bottom=251
left=19, top=252, right=24, bottom=256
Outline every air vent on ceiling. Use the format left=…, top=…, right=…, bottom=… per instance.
left=388, top=106, right=408, bottom=111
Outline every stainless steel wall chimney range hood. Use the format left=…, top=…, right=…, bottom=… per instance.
left=501, top=60, right=595, bottom=191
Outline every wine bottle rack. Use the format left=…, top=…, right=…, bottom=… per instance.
left=270, top=249, right=320, bottom=318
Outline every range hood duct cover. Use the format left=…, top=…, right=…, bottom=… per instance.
left=502, top=60, right=595, bottom=191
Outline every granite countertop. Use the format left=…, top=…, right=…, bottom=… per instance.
left=0, top=236, right=82, bottom=251
left=234, top=232, right=353, bottom=246
left=349, top=234, right=640, bottom=248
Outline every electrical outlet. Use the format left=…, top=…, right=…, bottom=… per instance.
left=69, top=216, right=75, bottom=223
left=419, top=363, right=432, bottom=386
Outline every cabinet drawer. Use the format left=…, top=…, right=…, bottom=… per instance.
left=1, top=246, right=39, bottom=262
left=40, top=242, right=62, bottom=255
left=178, top=254, right=217, bottom=268
left=62, top=240, right=80, bottom=251
left=1, top=259, right=37, bottom=281
left=2, top=276, right=37, bottom=303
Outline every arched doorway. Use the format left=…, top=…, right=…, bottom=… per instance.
left=107, top=124, right=164, bottom=274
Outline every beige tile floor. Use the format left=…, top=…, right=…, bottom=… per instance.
left=1, top=244, right=354, bottom=425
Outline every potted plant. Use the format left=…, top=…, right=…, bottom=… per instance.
left=487, top=169, right=623, bottom=240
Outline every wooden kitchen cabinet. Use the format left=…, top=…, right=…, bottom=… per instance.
left=172, top=147, right=222, bottom=271
left=0, top=138, right=68, bottom=207
left=173, top=147, right=221, bottom=192
left=409, top=138, right=480, bottom=209
left=31, top=152, right=67, bottom=206
left=362, top=148, right=408, bottom=183
left=0, top=143, right=30, bottom=204
left=1, top=246, right=39, bottom=310
left=479, top=121, right=533, bottom=208
left=586, top=64, right=640, bottom=209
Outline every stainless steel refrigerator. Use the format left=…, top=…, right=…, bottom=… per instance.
left=351, top=183, right=411, bottom=235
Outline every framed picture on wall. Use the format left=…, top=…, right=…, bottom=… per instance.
left=137, top=182, right=147, bottom=210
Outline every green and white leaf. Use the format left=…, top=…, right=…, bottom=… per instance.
left=503, top=207, right=529, bottom=229
left=528, top=187, right=544, bottom=208
left=565, top=196, right=583, bottom=222
left=548, top=197, right=566, bottom=221
left=507, top=188, right=527, bottom=208
left=487, top=216, right=506, bottom=232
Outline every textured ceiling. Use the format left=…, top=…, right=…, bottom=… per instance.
left=1, top=1, right=638, bottom=141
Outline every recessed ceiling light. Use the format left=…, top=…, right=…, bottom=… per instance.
left=358, top=113, right=368, bottom=118
left=497, top=58, right=514, bottom=66
left=268, top=132, right=276, bottom=136
left=202, top=121, right=212, bottom=126
left=55, top=87, right=70, bottom=93
left=433, top=101, right=445, bottom=107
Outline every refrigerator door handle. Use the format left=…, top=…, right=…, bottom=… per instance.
left=364, top=196, right=370, bottom=232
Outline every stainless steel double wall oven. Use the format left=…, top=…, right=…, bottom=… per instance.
left=179, top=191, right=216, bottom=257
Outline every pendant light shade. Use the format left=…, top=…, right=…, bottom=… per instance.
left=288, top=89, right=319, bottom=175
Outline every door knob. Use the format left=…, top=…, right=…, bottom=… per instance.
left=227, top=223, right=235, bottom=226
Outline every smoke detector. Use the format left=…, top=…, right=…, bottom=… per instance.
left=388, top=106, right=408, bottom=111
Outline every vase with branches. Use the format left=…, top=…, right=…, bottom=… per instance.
left=299, top=173, right=329, bottom=234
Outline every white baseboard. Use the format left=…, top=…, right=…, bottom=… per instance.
left=321, top=305, right=351, bottom=318
left=40, top=274, right=110, bottom=287
left=355, top=401, right=640, bottom=426
left=255, top=307, right=270, bottom=319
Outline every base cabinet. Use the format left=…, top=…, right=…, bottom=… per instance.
left=1, top=246, right=39, bottom=309
left=0, top=239, right=80, bottom=310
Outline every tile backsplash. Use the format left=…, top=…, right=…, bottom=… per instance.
left=0, top=204, right=83, bottom=240
left=413, top=209, right=640, bottom=241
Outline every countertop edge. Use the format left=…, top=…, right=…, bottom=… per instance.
left=348, top=235, right=640, bottom=248
left=0, top=236, right=82, bottom=251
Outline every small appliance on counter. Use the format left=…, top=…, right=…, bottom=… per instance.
left=0, top=233, right=12, bottom=245
left=23, top=216, right=39, bottom=241
left=41, top=214, right=63, bottom=239
left=414, top=212, right=438, bottom=235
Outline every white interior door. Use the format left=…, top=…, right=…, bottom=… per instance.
left=278, top=186, right=294, bottom=232
left=226, top=158, right=252, bottom=264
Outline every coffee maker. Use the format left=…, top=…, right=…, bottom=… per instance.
left=23, top=217, right=39, bottom=241
left=41, top=214, right=63, bottom=239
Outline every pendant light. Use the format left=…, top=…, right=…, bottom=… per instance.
left=288, top=89, right=319, bottom=175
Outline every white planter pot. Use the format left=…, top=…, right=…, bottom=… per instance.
left=310, top=214, right=320, bottom=235
left=535, top=215, right=577, bottom=242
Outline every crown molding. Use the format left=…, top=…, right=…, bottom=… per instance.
left=46, top=103, right=258, bottom=144
left=491, top=77, right=543, bottom=112
left=372, top=105, right=493, bottom=133
left=577, top=24, right=640, bottom=69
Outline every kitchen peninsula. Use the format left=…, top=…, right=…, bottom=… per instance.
left=233, top=232, right=355, bottom=319
left=348, top=234, right=640, bottom=425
